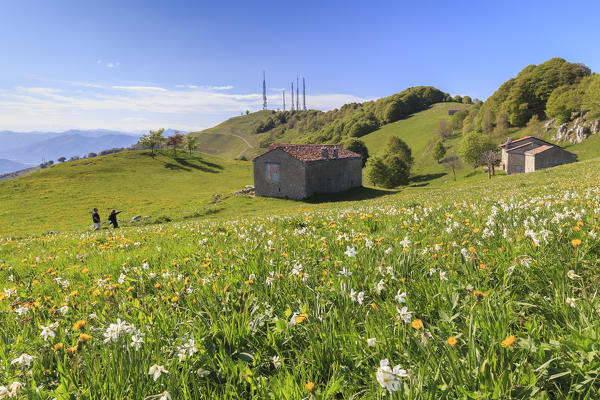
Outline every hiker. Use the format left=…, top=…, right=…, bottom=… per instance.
left=108, top=209, right=122, bottom=228
left=92, top=208, right=101, bottom=230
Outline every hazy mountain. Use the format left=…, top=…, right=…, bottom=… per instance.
left=0, top=133, right=140, bottom=164
left=0, top=159, right=32, bottom=175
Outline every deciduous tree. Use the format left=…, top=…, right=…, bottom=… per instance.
left=166, top=132, right=184, bottom=156
left=183, top=134, right=198, bottom=155
left=139, top=128, right=165, bottom=158
left=432, top=140, right=447, bottom=164
left=435, top=119, right=452, bottom=141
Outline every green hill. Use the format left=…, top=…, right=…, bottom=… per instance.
left=0, top=150, right=291, bottom=237
left=190, top=111, right=274, bottom=159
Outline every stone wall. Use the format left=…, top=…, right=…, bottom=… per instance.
left=253, top=150, right=307, bottom=200
left=525, top=147, right=577, bottom=173
left=504, top=142, right=538, bottom=174
left=304, top=158, right=362, bottom=197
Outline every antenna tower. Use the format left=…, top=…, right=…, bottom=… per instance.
left=302, top=77, right=306, bottom=110
left=262, top=71, right=267, bottom=110
left=291, top=82, right=294, bottom=110
left=282, top=90, right=286, bottom=111
left=296, top=74, right=299, bottom=111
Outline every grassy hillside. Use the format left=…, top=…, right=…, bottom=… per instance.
left=0, top=150, right=404, bottom=238
left=1, top=158, right=600, bottom=398
left=360, top=102, right=478, bottom=185
left=0, top=150, right=268, bottom=237
left=190, top=111, right=274, bottom=159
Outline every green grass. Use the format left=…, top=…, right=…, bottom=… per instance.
left=0, top=150, right=280, bottom=237
left=1, top=158, right=600, bottom=398
left=190, top=110, right=275, bottom=159
left=360, top=102, right=477, bottom=185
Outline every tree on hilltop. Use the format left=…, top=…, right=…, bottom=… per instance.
left=139, top=128, right=165, bottom=158
left=166, top=132, right=184, bottom=156
left=183, top=134, right=198, bottom=156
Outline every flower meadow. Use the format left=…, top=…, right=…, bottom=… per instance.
left=2, top=165, right=600, bottom=399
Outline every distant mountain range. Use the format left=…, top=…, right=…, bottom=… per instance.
left=0, top=159, right=31, bottom=175
left=0, top=129, right=141, bottom=171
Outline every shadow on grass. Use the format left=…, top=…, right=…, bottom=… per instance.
left=147, top=151, right=225, bottom=173
left=304, top=186, right=397, bottom=204
left=410, top=172, right=446, bottom=183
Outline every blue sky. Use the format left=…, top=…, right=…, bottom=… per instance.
left=1, top=0, right=599, bottom=132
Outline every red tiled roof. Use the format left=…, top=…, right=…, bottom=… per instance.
left=505, top=142, right=537, bottom=152
left=499, top=136, right=554, bottom=148
left=256, top=143, right=362, bottom=162
left=524, top=145, right=553, bottom=155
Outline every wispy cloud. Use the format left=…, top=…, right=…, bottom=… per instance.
left=0, top=83, right=366, bottom=131
left=97, top=59, right=120, bottom=68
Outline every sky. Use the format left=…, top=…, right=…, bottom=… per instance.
left=1, top=0, right=599, bottom=132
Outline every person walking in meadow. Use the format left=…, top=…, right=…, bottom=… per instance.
left=108, top=209, right=122, bottom=228
left=92, top=208, right=101, bottom=230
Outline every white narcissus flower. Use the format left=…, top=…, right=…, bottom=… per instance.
left=439, top=271, right=448, bottom=281
left=567, top=270, right=581, bottom=280
left=148, top=364, right=169, bottom=381
left=566, top=297, right=576, bottom=308
left=376, top=279, right=385, bottom=294
left=158, top=392, right=172, bottom=400
left=397, top=306, right=412, bottom=323
left=399, top=236, right=411, bottom=248
left=11, top=354, right=36, bottom=367
left=272, top=355, right=281, bottom=368
left=367, top=338, right=377, bottom=347
left=344, top=246, right=357, bottom=257
left=357, top=291, right=365, bottom=304
left=8, top=382, right=23, bottom=396
left=395, top=291, right=406, bottom=303
left=376, top=359, right=408, bottom=392
left=40, top=324, right=56, bottom=341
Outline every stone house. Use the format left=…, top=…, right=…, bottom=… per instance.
left=253, top=143, right=362, bottom=200
left=499, top=136, right=576, bottom=175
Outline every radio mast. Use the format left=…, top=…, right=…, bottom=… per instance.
left=262, top=71, right=267, bottom=110
left=303, top=77, right=306, bottom=110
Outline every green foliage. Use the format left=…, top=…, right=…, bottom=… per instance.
left=343, top=138, right=369, bottom=167
left=385, top=136, right=414, bottom=167
left=366, top=136, right=413, bottom=188
left=365, top=156, right=390, bottom=187
left=432, top=140, right=447, bottom=163
left=450, top=110, right=468, bottom=130
left=462, top=95, right=472, bottom=104
left=183, top=134, right=199, bottom=155
left=249, top=87, right=448, bottom=144
left=474, top=58, right=591, bottom=129
left=546, top=86, right=583, bottom=124
left=383, top=154, right=410, bottom=186
left=459, top=131, right=496, bottom=167
left=139, top=128, right=165, bottom=157
left=582, top=74, right=600, bottom=117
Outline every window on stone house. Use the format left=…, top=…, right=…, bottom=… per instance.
left=266, top=163, right=280, bottom=183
